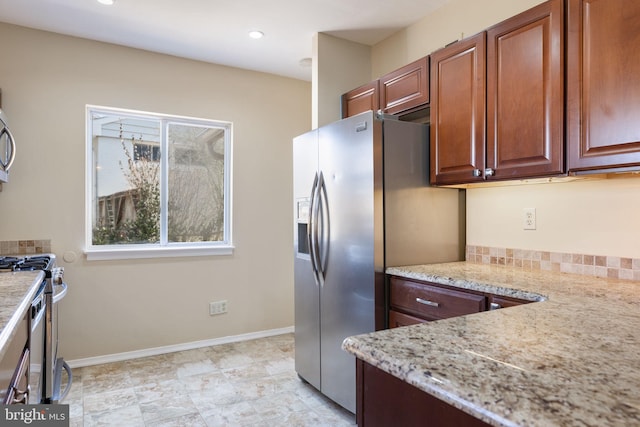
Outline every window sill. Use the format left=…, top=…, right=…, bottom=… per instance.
left=84, top=245, right=234, bottom=261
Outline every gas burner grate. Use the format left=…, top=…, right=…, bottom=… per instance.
left=0, top=255, right=52, bottom=271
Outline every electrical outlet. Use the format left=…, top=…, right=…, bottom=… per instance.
left=209, top=300, right=228, bottom=316
left=523, top=208, right=536, bottom=230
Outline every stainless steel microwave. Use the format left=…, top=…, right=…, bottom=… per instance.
left=0, top=108, right=16, bottom=183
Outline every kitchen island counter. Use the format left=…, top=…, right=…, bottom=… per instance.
left=342, top=262, right=640, bottom=426
left=0, top=271, right=44, bottom=361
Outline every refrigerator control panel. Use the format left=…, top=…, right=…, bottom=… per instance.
left=296, top=198, right=310, bottom=222
left=296, top=198, right=310, bottom=256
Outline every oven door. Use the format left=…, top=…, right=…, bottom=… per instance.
left=28, top=282, right=46, bottom=404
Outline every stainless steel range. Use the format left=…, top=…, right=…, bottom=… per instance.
left=0, top=254, right=72, bottom=403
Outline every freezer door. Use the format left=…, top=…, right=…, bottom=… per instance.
left=293, top=129, right=321, bottom=390
left=319, top=112, right=378, bottom=412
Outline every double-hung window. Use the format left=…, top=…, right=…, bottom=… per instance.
left=86, top=106, right=233, bottom=260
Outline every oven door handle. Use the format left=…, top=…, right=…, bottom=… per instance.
left=52, top=282, right=68, bottom=304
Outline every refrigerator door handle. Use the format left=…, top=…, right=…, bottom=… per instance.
left=308, top=172, right=321, bottom=286
left=317, top=171, right=330, bottom=280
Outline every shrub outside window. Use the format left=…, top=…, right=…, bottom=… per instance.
left=85, top=106, right=233, bottom=260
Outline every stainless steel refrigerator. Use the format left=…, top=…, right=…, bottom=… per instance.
left=293, top=111, right=465, bottom=413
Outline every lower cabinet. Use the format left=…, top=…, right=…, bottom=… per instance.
left=369, top=276, right=535, bottom=426
left=390, top=277, right=486, bottom=322
left=388, top=275, right=532, bottom=327
left=356, top=358, right=491, bottom=427
left=388, top=309, right=425, bottom=328
left=0, top=311, right=30, bottom=404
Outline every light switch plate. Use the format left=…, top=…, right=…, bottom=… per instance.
left=209, top=300, right=228, bottom=316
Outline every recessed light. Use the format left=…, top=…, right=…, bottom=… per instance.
left=248, top=30, right=264, bottom=39
left=97, top=0, right=114, bottom=4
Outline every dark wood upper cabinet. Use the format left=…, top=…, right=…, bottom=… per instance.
left=430, top=33, right=486, bottom=185
left=341, top=81, right=380, bottom=119
left=567, top=0, right=640, bottom=173
left=486, top=0, right=564, bottom=180
left=379, top=56, right=429, bottom=115
left=342, top=57, right=429, bottom=119
left=430, top=0, right=564, bottom=185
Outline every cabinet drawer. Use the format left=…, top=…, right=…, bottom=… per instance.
left=390, top=278, right=486, bottom=320
left=389, top=310, right=428, bottom=328
left=489, top=295, right=532, bottom=310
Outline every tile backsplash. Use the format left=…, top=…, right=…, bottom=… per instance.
left=0, top=239, right=51, bottom=255
left=466, top=245, right=640, bottom=282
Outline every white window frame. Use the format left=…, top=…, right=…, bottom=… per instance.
left=85, top=105, right=233, bottom=260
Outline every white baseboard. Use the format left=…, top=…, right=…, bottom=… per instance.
left=67, top=326, right=294, bottom=368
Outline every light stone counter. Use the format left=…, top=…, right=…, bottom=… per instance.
left=342, top=262, right=640, bottom=427
left=0, top=271, right=44, bottom=361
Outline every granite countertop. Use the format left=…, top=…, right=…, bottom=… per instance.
left=342, top=262, right=640, bottom=427
left=0, top=271, right=44, bottom=361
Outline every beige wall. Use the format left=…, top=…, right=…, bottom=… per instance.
left=372, top=0, right=545, bottom=77
left=371, top=0, right=640, bottom=259
left=0, top=23, right=311, bottom=360
left=465, top=176, right=640, bottom=258
left=313, top=33, right=371, bottom=128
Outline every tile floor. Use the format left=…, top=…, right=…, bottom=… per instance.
left=62, top=333, right=355, bottom=426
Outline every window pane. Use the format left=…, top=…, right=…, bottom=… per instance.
left=92, top=113, right=161, bottom=245
left=167, top=123, right=225, bottom=243
left=87, top=106, right=232, bottom=255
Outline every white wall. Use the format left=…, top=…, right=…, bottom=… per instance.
left=0, top=23, right=311, bottom=360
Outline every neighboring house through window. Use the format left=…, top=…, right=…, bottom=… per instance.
left=86, top=105, right=233, bottom=260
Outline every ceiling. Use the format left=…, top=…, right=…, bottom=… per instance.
left=0, top=0, right=447, bottom=81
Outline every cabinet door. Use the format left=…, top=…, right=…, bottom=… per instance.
left=380, top=57, right=429, bottom=115
left=356, top=359, right=492, bottom=427
left=486, top=0, right=564, bottom=180
left=430, top=33, right=486, bottom=185
left=388, top=310, right=427, bottom=328
left=567, top=0, right=640, bottom=172
left=341, top=81, right=380, bottom=118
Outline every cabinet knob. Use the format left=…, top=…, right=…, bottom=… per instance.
left=484, top=168, right=495, bottom=176
left=472, top=169, right=482, bottom=177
